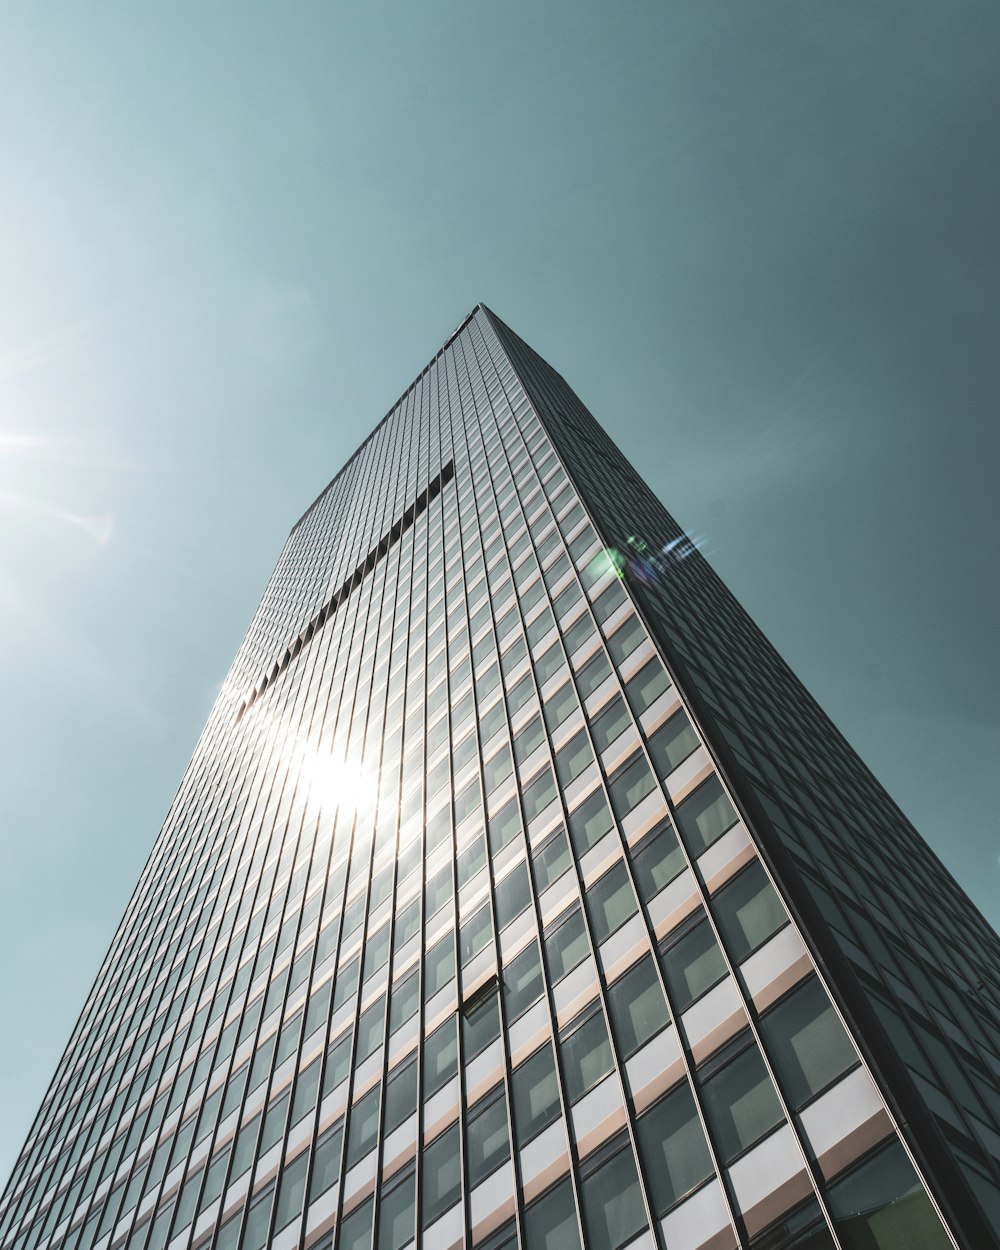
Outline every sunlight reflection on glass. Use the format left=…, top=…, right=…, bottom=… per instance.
left=290, top=739, right=378, bottom=825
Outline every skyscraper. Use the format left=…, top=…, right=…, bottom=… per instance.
left=2, top=304, right=999, bottom=1250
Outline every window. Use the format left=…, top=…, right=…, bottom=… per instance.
left=307, top=1123, right=342, bottom=1202
left=591, top=695, right=631, bottom=753
left=636, top=1082, right=714, bottom=1214
left=560, top=1008, right=614, bottom=1102
left=564, top=612, right=596, bottom=656
left=290, top=1058, right=321, bottom=1125
left=363, top=923, right=390, bottom=981
left=760, top=978, right=858, bottom=1110
left=630, top=820, right=685, bottom=901
left=512, top=1044, right=562, bottom=1147
left=607, top=956, right=670, bottom=1056
left=461, top=904, right=493, bottom=964
left=514, top=714, right=545, bottom=764
left=569, top=525, right=598, bottom=561
left=523, top=1177, right=581, bottom=1250
left=576, top=649, right=612, bottom=699
left=660, top=915, right=727, bottom=1011
left=273, top=1150, right=309, bottom=1231
left=533, top=827, right=572, bottom=890
left=480, top=698, right=507, bottom=743
left=625, top=659, right=670, bottom=715
left=699, top=1036, right=784, bottom=1163
left=543, top=680, right=578, bottom=735
left=648, top=711, right=699, bottom=776
left=579, top=1138, right=648, bottom=1250
left=423, top=1123, right=461, bottom=1224
left=826, top=1140, right=951, bottom=1250
left=585, top=862, right=637, bottom=942
left=261, top=1093, right=289, bottom=1154
left=568, top=790, right=613, bottom=856
left=346, top=1084, right=381, bottom=1167
left=322, top=1033, right=352, bottom=1095
left=506, top=673, right=534, bottom=716
left=463, top=991, right=501, bottom=1059
left=593, top=580, right=626, bottom=622
left=494, top=861, right=531, bottom=929
left=423, top=1019, right=457, bottom=1097
left=607, top=614, right=644, bottom=665
left=503, top=940, right=544, bottom=1021
left=467, top=1088, right=511, bottom=1186
left=378, top=1169, right=415, bottom=1250
left=424, top=935, right=454, bottom=1000
left=544, top=907, right=589, bottom=981
left=527, top=607, right=555, bottom=649
left=455, top=777, right=482, bottom=826
left=484, top=743, right=514, bottom=794
left=712, top=861, right=787, bottom=962
left=339, top=1196, right=373, bottom=1250
left=535, top=642, right=565, bottom=684
left=356, top=996, right=385, bottom=1061
left=389, top=970, right=419, bottom=1034
left=333, top=956, right=360, bottom=1009
left=607, top=754, right=656, bottom=820
left=393, top=898, right=420, bottom=951
left=488, top=796, right=522, bottom=854
left=241, top=1185, right=274, bottom=1250
left=555, top=730, right=594, bottom=787
left=384, top=1059, right=417, bottom=1134
left=523, top=766, right=557, bottom=822
left=675, top=776, right=738, bottom=856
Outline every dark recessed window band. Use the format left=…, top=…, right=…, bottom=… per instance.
left=238, top=459, right=455, bottom=721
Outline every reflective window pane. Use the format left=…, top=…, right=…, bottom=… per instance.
left=637, top=1081, right=714, bottom=1215
left=585, top=861, right=637, bottom=943
left=467, top=1091, right=511, bottom=1187
left=675, top=776, right=738, bottom=856
left=512, top=1044, right=561, bottom=1147
left=607, top=955, right=670, bottom=1056
left=826, top=1140, right=951, bottom=1250
left=660, top=916, right=727, bottom=1011
left=545, top=908, right=589, bottom=981
left=760, top=977, right=858, bottom=1110
left=699, top=1039, right=784, bottom=1163
left=560, top=1009, right=614, bottom=1103
left=523, top=1177, right=581, bottom=1250
left=712, top=861, right=788, bottom=962
left=579, top=1141, right=647, bottom=1250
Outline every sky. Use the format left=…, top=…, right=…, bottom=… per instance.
left=1, top=1, right=998, bottom=1184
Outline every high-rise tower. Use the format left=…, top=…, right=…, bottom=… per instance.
left=2, top=306, right=998, bottom=1250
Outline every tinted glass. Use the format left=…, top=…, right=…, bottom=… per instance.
left=699, top=1041, right=784, bottom=1163
left=545, top=909, right=589, bottom=981
left=661, top=917, right=727, bottom=1011
left=636, top=1082, right=714, bottom=1215
left=675, top=776, right=738, bottom=855
left=712, top=861, right=787, bottom=962
left=585, top=862, right=637, bottom=943
left=512, top=1044, right=561, bottom=1146
left=579, top=1143, right=647, bottom=1250
left=630, top=822, right=685, bottom=901
left=648, top=710, right=699, bottom=777
left=760, top=978, right=858, bottom=1110
left=607, top=956, right=670, bottom=1056
left=560, top=1010, right=614, bottom=1102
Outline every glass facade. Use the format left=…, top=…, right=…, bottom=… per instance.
left=0, top=305, right=996, bottom=1250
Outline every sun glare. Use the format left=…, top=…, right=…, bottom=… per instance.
left=290, top=741, right=378, bottom=824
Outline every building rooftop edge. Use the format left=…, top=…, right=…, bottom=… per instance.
left=288, top=303, right=491, bottom=536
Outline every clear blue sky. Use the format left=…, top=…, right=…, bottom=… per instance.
left=1, top=2, right=998, bottom=1182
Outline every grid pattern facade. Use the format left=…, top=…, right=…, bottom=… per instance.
left=0, top=306, right=991, bottom=1250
